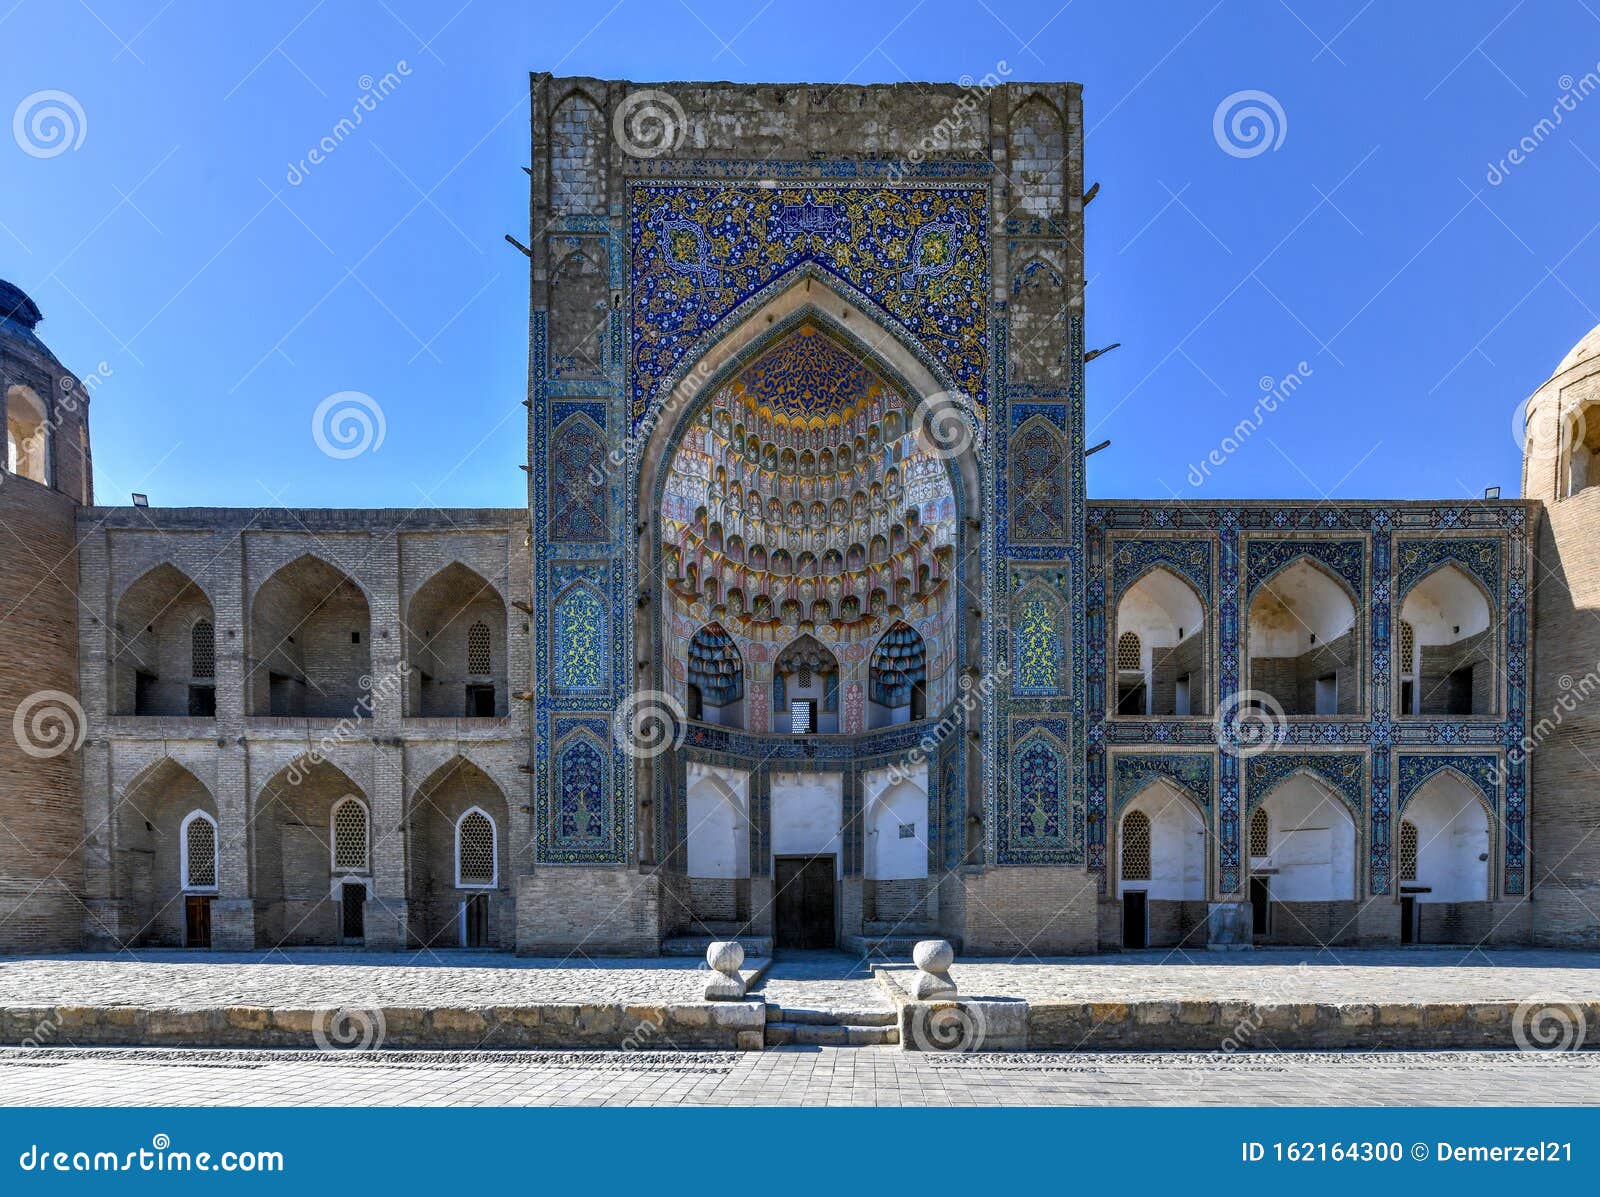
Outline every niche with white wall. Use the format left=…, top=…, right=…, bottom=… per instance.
left=771, top=771, right=843, bottom=873
left=1250, top=773, right=1357, bottom=901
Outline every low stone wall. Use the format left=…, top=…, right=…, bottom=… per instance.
left=1025, top=999, right=1600, bottom=1051
left=0, top=1001, right=767, bottom=1051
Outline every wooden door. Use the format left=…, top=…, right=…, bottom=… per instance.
left=775, top=856, right=835, bottom=949
left=184, top=895, right=212, bottom=949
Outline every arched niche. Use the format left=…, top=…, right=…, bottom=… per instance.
left=410, top=755, right=513, bottom=949
left=1396, top=564, right=1494, bottom=717
left=251, top=758, right=371, bottom=946
left=1399, top=769, right=1491, bottom=907
left=1114, top=567, right=1207, bottom=717
left=111, top=564, right=216, bottom=717
left=1248, top=772, right=1358, bottom=904
left=4, top=383, right=49, bottom=484
left=405, top=562, right=508, bottom=718
left=248, top=555, right=372, bottom=718
left=114, top=757, right=219, bottom=947
left=1246, top=559, right=1357, bottom=716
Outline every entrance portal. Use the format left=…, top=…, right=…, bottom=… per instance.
left=775, top=855, right=836, bottom=949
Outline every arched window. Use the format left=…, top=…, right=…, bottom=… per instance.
left=466, top=621, right=491, bottom=676
left=455, top=807, right=497, bottom=888
left=1249, top=806, right=1270, bottom=857
left=1399, top=819, right=1419, bottom=882
left=181, top=811, right=218, bottom=892
left=1116, top=631, right=1142, bottom=671
left=5, top=384, right=49, bottom=485
left=191, top=618, right=215, bottom=679
left=332, top=797, right=370, bottom=872
left=1121, top=810, right=1151, bottom=881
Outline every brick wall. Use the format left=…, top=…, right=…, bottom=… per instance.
left=0, top=477, right=83, bottom=952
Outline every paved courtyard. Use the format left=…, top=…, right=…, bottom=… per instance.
left=4, top=948, right=1596, bottom=1011
left=0, top=1045, right=1596, bottom=1106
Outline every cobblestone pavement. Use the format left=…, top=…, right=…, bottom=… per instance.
left=753, top=952, right=893, bottom=1012
left=6, top=948, right=1595, bottom=1013
left=0, top=952, right=715, bottom=1007
left=0, top=1046, right=1596, bottom=1106
left=921, top=948, right=1600, bottom=1004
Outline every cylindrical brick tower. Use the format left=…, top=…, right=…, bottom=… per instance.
left=0, top=279, right=93, bottom=951
left=1525, top=324, right=1600, bottom=947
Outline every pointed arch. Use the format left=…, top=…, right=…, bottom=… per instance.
left=180, top=809, right=219, bottom=892
left=331, top=794, right=371, bottom=873
left=249, top=553, right=372, bottom=718
left=1396, top=561, right=1496, bottom=717
left=1245, top=555, right=1358, bottom=717
left=548, top=90, right=606, bottom=214
left=112, top=563, right=216, bottom=717
left=1010, top=414, right=1068, bottom=543
left=554, top=730, right=611, bottom=847
left=406, top=561, right=508, bottom=717
left=1008, top=96, right=1065, bottom=218
left=1115, top=564, right=1207, bottom=717
left=868, top=620, right=927, bottom=727
left=455, top=806, right=499, bottom=888
left=1012, top=730, right=1069, bottom=847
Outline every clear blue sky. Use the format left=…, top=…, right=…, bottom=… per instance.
left=5, top=0, right=1597, bottom=508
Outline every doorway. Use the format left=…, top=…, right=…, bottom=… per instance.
left=340, top=882, right=366, bottom=943
left=1122, top=890, right=1148, bottom=949
left=1400, top=895, right=1417, bottom=944
left=774, top=855, right=836, bottom=949
left=463, top=894, right=489, bottom=948
left=1249, top=876, right=1271, bottom=937
left=184, top=895, right=212, bottom=948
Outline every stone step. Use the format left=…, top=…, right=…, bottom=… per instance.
left=765, top=1005, right=897, bottom=1027
left=842, top=933, right=961, bottom=960
left=660, top=935, right=773, bottom=958
left=764, top=1021, right=900, bottom=1047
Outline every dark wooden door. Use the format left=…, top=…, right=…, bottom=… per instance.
left=184, top=895, right=211, bottom=949
left=464, top=894, right=489, bottom=948
left=1122, top=890, right=1147, bottom=949
left=775, top=856, right=835, bottom=949
left=1400, top=896, right=1416, bottom=944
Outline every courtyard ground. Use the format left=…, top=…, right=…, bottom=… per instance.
left=0, top=1044, right=1596, bottom=1106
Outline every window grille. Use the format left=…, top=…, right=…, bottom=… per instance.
left=333, top=799, right=369, bottom=871
left=1116, top=631, right=1142, bottom=671
left=191, top=619, right=215, bottom=679
left=1121, top=811, right=1151, bottom=881
left=184, top=814, right=216, bottom=889
left=1399, top=819, right=1419, bottom=882
left=1398, top=620, right=1415, bottom=676
left=457, top=810, right=496, bottom=886
left=1249, top=807, right=1270, bottom=857
left=467, top=622, right=491, bottom=675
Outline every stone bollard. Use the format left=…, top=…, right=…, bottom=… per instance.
left=704, top=940, right=746, bottom=1000
left=911, top=939, right=957, bottom=1000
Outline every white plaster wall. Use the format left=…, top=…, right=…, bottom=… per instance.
left=771, top=771, right=843, bottom=874
left=1118, top=570, right=1204, bottom=672
left=686, top=763, right=750, bottom=879
left=864, top=763, right=928, bottom=880
left=1117, top=783, right=1205, bottom=900
left=1401, top=565, right=1491, bottom=648
left=1257, top=775, right=1357, bottom=901
left=1406, top=775, right=1490, bottom=903
left=1248, top=561, right=1355, bottom=657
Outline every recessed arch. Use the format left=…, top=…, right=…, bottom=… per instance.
left=112, top=757, right=219, bottom=947
left=1246, top=556, right=1358, bottom=716
left=1115, top=778, right=1207, bottom=902
left=4, top=382, right=49, bottom=484
left=248, top=554, right=372, bottom=718
left=251, top=757, right=371, bottom=946
left=1248, top=770, right=1358, bottom=903
left=111, top=563, right=216, bottom=717
left=1396, top=562, right=1494, bottom=717
left=867, top=620, right=927, bottom=728
left=1398, top=768, right=1493, bottom=917
left=1114, top=565, right=1207, bottom=717
left=409, top=754, right=513, bottom=948
left=405, top=561, right=508, bottom=717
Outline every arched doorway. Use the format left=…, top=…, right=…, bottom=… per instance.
left=1248, top=771, right=1359, bottom=945
left=1398, top=769, right=1491, bottom=943
left=1397, top=564, right=1494, bottom=717
left=1116, top=780, right=1207, bottom=948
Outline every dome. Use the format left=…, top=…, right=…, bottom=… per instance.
left=1554, top=322, right=1600, bottom=377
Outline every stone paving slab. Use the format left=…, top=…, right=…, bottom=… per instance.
left=0, top=952, right=716, bottom=1007
left=928, top=948, right=1600, bottom=1004
left=1, top=1046, right=1597, bottom=1106
left=753, top=952, right=894, bottom=1015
